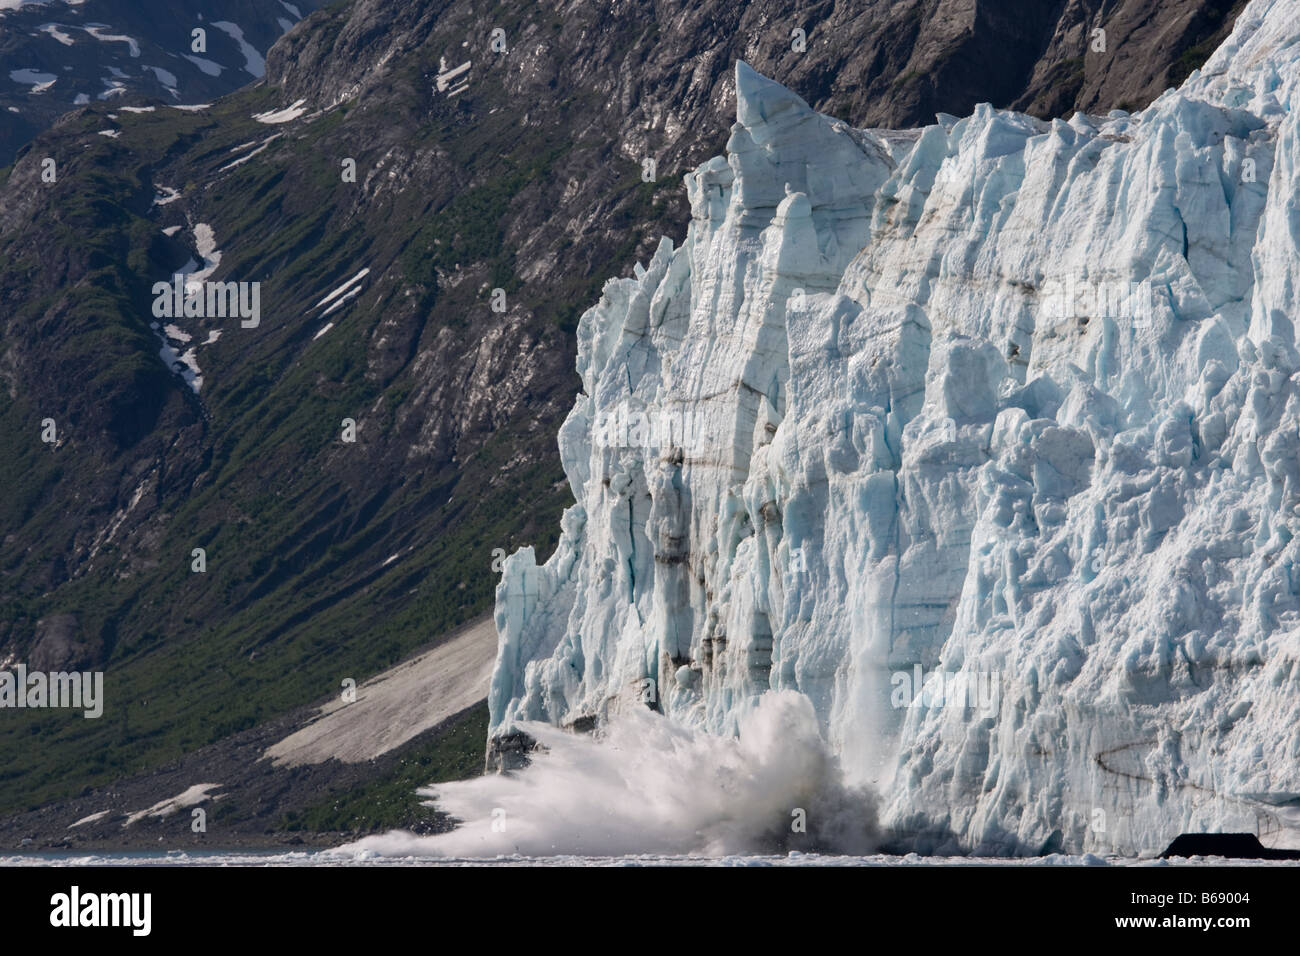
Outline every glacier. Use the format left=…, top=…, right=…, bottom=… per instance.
left=488, top=0, right=1300, bottom=856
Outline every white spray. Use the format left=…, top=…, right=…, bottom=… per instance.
left=341, top=690, right=877, bottom=858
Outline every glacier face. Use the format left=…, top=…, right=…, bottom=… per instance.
left=489, top=0, right=1300, bottom=855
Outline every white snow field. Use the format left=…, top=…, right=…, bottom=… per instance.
left=484, top=0, right=1300, bottom=859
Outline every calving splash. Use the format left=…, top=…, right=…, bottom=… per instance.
left=344, top=691, right=876, bottom=857
left=361, top=0, right=1300, bottom=858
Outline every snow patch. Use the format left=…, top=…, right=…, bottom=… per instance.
left=147, top=222, right=225, bottom=393
left=212, top=21, right=265, bottom=78
left=182, top=54, right=222, bottom=77
left=145, top=65, right=178, bottom=88
left=186, top=222, right=221, bottom=293
left=122, top=784, right=221, bottom=827
left=68, top=810, right=112, bottom=829
left=38, top=23, right=73, bottom=45
left=314, top=268, right=369, bottom=309
left=252, top=98, right=307, bottom=124
left=157, top=338, right=202, bottom=393
left=320, top=287, right=361, bottom=318
left=82, top=24, right=139, bottom=57
left=218, top=133, right=280, bottom=172
left=435, top=57, right=470, bottom=95
left=9, top=68, right=56, bottom=93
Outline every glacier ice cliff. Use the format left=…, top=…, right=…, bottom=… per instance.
left=489, top=0, right=1300, bottom=855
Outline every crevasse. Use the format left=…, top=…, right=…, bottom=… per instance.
left=489, top=0, right=1300, bottom=855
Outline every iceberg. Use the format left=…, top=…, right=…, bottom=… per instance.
left=489, top=0, right=1300, bottom=855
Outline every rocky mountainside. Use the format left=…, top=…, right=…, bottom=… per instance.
left=0, top=0, right=1246, bottom=827
left=0, top=0, right=325, bottom=165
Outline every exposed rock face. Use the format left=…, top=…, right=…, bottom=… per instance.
left=29, top=613, right=96, bottom=671
left=267, top=0, right=1246, bottom=147
left=491, top=0, right=1300, bottom=856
